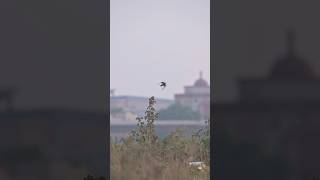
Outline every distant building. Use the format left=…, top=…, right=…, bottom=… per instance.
left=110, top=111, right=138, bottom=124
left=110, top=95, right=173, bottom=117
left=174, top=72, right=210, bottom=119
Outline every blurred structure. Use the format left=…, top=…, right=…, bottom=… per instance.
left=0, top=88, right=16, bottom=112
left=0, top=109, right=106, bottom=180
left=214, top=30, right=320, bottom=179
left=110, top=89, right=115, bottom=97
left=0, top=0, right=108, bottom=179
left=110, top=95, right=173, bottom=117
left=175, top=71, right=210, bottom=119
left=110, top=111, right=138, bottom=124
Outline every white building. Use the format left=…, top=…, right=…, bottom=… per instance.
left=174, top=72, right=210, bottom=119
left=110, top=95, right=173, bottom=117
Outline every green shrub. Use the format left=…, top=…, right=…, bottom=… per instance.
left=158, top=103, right=201, bottom=120
left=110, top=107, right=124, bottom=114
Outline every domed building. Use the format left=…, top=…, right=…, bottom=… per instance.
left=174, top=72, right=210, bottom=119
left=214, top=29, right=320, bottom=179
left=269, top=30, right=315, bottom=79
left=238, top=29, right=320, bottom=103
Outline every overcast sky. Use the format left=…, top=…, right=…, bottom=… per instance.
left=110, top=0, right=210, bottom=99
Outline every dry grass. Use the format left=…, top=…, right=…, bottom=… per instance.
left=110, top=97, right=210, bottom=180
left=110, top=133, right=209, bottom=180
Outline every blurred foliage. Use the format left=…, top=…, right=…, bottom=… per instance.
left=131, top=96, right=158, bottom=146
left=110, top=107, right=124, bottom=114
left=158, top=103, right=201, bottom=120
left=83, top=175, right=106, bottom=180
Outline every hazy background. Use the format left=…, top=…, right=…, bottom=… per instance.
left=0, top=0, right=107, bottom=179
left=0, top=0, right=107, bottom=111
left=213, top=0, right=320, bottom=179
left=110, top=0, right=210, bottom=99
left=213, top=0, right=320, bottom=102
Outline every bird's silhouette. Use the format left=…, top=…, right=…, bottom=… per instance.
left=160, top=82, right=167, bottom=90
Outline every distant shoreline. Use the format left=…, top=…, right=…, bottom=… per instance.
left=110, top=119, right=208, bottom=126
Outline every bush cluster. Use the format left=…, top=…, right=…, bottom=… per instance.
left=111, top=96, right=210, bottom=180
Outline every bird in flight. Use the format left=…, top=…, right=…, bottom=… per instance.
left=160, top=82, right=167, bottom=90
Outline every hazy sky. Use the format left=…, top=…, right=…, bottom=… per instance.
left=110, top=0, right=210, bottom=99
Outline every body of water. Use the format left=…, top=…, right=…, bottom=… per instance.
left=110, top=120, right=207, bottom=140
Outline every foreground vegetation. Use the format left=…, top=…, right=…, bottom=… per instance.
left=110, top=96, right=210, bottom=180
